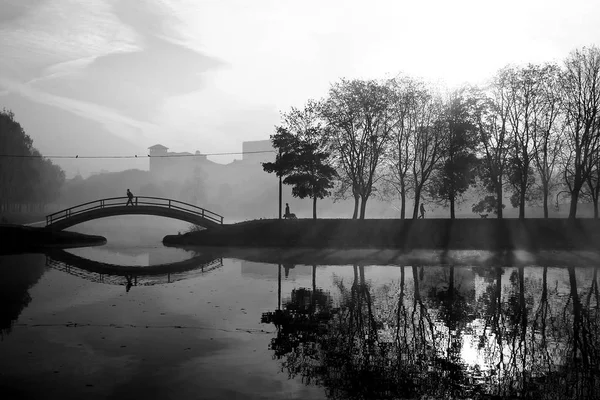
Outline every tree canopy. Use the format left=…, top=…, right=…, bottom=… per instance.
left=0, top=109, right=65, bottom=213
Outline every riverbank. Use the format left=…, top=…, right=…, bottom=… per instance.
left=163, top=218, right=600, bottom=251
left=180, top=246, right=600, bottom=267
left=0, top=224, right=107, bottom=255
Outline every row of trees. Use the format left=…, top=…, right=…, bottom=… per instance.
left=264, top=46, right=600, bottom=219
left=0, top=109, right=65, bottom=213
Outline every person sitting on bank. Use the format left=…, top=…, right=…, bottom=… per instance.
left=284, top=203, right=297, bottom=219
left=126, top=189, right=135, bottom=206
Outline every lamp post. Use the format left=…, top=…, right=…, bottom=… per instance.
left=278, top=148, right=282, bottom=220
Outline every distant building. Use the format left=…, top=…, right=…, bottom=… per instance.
left=148, top=144, right=207, bottom=180
left=148, top=140, right=275, bottom=181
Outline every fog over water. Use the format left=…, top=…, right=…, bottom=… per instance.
left=66, top=216, right=201, bottom=265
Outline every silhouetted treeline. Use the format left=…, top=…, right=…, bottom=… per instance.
left=268, top=45, right=600, bottom=219
left=0, top=109, right=65, bottom=214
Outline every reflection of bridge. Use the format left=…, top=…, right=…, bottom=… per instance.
left=45, top=250, right=223, bottom=288
left=45, top=196, right=224, bottom=230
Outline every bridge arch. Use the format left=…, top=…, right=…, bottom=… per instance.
left=45, top=196, right=224, bottom=231
left=46, top=250, right=223, bottom=287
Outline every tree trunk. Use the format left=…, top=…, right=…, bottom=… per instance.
left=400, top=188, right=406, bottom=220
left=412, top=187, right=422, bottom=220
left=496, top=183, right=503, bottom=219
left=596, top=183, right=600, bottom=219
left=569, top=190, right=579, bottom=219
left=519, top=181, right=526, bottom=219
left=312, top=196, right=317, bottom=220
left=352, top=194, right=359, bottom=219
left=359, top=195, right=368, bottom=219
left=543, top=181, right=549, bottom=218
left=400, top=178, right=406, bottom=220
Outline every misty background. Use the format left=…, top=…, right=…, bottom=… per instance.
left=2, top=0, right=600, bottom=222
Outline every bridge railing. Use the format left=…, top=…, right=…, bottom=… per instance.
left=46, top=196, right=224, bottom=226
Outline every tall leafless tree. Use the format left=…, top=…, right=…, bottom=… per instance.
left=409, top=86, right=446, bottom=219
left=504, top=65, right=540, bottom=219
left=384, top=76, right=423, bottom=219
left=531, top=64, right=563, bottom=218
left=322, top=78, right=395, bottom=219
left=561, top=46, right=600, bottom=219
left=476, top=78, right=511, bottom=218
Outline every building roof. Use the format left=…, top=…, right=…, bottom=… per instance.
left=148, top=144, right=169, bottom=150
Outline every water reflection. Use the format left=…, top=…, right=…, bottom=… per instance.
left=45, top=250, right=223, bottom=289
left=0, top=254, right=46, bottom=338
left=0, top=251, right=222, bottom=338
left=262, top=264, right=600, bottom=399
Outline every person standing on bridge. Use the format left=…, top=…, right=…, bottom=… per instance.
left=126, top=189, right=135, bottom=206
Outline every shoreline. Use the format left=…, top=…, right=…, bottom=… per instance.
left=0, top=224, right=107, bottom=255
left=175, top=246, right=600, bottom=267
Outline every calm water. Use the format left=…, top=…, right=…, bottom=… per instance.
left=1, top=218, right=600, bottom=399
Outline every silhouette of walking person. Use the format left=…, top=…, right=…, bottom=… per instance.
left=126, top=189, right=134, bottom=206
left=419, top=202, right=426, bottom=219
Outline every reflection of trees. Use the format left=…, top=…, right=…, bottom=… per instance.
left=426, top=265, right=476, bottom=395
left=262, top=264, right=600, bottom=399
left=0, top=255, right=47, bottom=338
left=561, top=266, right=600, bottom=399
left=261, top=265, right=334, bottom=385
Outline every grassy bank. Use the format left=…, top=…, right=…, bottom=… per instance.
left=163, top=218, right=600, bottom=251
left=0, top=224, right=107, bottom=254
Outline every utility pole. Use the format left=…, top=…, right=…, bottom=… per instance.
left=278, top=148, right=282, bottom=219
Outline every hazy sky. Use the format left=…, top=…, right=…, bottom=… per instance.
left=1, top=0, right=599, bottom=176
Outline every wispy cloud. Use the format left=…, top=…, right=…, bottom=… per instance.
left=2, top=0, right=600, bottom=172
left=0, top=0, right=140, bottom=78
left=0, top=77, right=158, bottom=144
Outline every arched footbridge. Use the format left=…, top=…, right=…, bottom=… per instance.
left=45, top=196, right=224, bottom=230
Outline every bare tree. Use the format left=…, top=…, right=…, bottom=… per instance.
left=322, top=78, right=395, bottom=219
left=409, top=85, right=446, bottom=219
left=561, top=46, right=600, bottom=219
left=531, top=64, right=564, bottom=218
left=503, top=65, right=540, bottom=219
left=476, top=77, right=511, bottom=218
left=584, top=151, right=600, bottom=218
left=384, top=76, right=422, bottom=219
